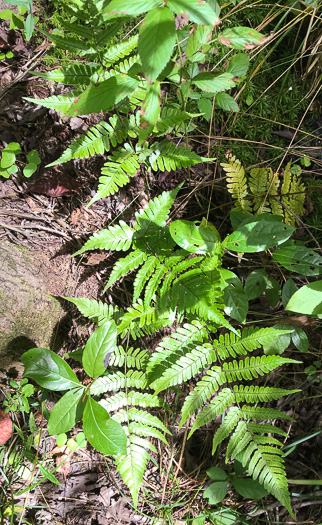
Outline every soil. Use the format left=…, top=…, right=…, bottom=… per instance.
left=0, top=9, right=321, bottom=525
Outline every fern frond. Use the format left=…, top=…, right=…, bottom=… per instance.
left=113, top=408, right=169, bottom=435
left=105, top=249, right=147, bottom=290
left=103, top=35, right=138, bottom=65
left=222, top=355, right=298, bottom=382
left=153, top=108, right=196, bottom=136
left=32, top=63, right=101, bottom=85
left=241, top=405, right=295, bottom=422
left=212, top=406, right=241, bottom=453
left=232, top=385, right=300, bottom=402
left=117, top=301, right=161, bottom=336
left=115, top=441, right=150, bottom=509
left=108, top=346, right=149, bottom=369
left=133, top=184, right=182, bottom=237
left=24, top=91, right=79, bottom=114
left=63, top=296, right=117, bottom=323
left=100, top=391, right=167, bottom=412
left=221, top=154, right=251, bottom=212
left=88, top=144, right=140, bottom=206
left=90, top=370, right=147, bottom=395
left=185, top=388, right=234, bottom=435
left=47, top=115, right=132, bottom=167
left=73, top=220, right=135, bottom=255
left=41, top=30, right=95, bottom=55
left=149, top=141, right=212, bottom=171
left=281, top=162, right=305, bottom=226
left=133, top=256, right=159, bottom=303
left=151, top=343, right=216, bottom=394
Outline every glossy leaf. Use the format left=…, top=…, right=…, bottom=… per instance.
left=273, top=243, right=322, bottom=276
left=216, top=92, right=239, bottom=112
left=244, top=268, right=267, bottom=300
left=264, top=275, right=281, bottom=307
left=286, top=281, right=322, bottom=317
left=263, top=324, right=291, bottom=355
left=139, top=7, right=176, bottom=82
left=219, top=26, right=265, bottom=50
left=224, top=214, right=295, bottom=253
left=204, top=481, right=228, bottom=504
left=21, top=348, right=81, bottom=391
left=47, top=388, right=85, bottom=435
left=66, top=75, right=140, bottom=116
left=222, top=272, right=248, bottom=323
left=192, top=72, right=236, bottom=93
left=226, top=53, right=250, bottom=76
left=83, top=321, right=117, bottom=378
left=169, top=220, right=220, bottom=254
left=168, top=0, right=221, bottom=25
left=232, top=477, right=268, bottom=499
left=282, top=278, right=297, bottom=308
left=83, top=397, right=127, bottom=455
left=291, top=326, right=308, bottom=352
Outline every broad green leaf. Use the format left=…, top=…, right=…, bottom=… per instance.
left=83, top=397, right=127, bottom=455
left=186, top=25, right=213, bottom=60
left=4, top=0, right=32, bottom=6
left=25, top=13, right=34, bottom=40
left=23, top=163, right=37, bottom=178
left=232, top=477, right=268, bottom=499
left=216, top=92, right=239, bottom=112
left=168, top=0, right=221, bottom=26
left=263, top=275, right=281, bottom=307
left=66, top=75, right=140, bottom=116
left=47, top=388, right=85, bottom=435
left=226, top=53, right=250, bottom=76
left=223, top=214, right=295, bottom=253
left=192, top=72, right=235, bottom=93
left=0, top=9, right=14, bottom=19
left=286, top=281, right=322, bottom=317
left=244, top=268, right=267, bottom=300
left=204, top=481, right=228, bottom=504
left=139, top=7, right=176, bottom=82
left=140, top=81, right=161, bottom=126
left=263, top=324, right=291, bottom=355
left=219, top=26, right=265, bottom=50
left=1, top=150, right=15, bottom=168
left=21, top=348, right=81, bottom=391
left=105, top=0, right=160, bottom=16
left=27, top=150, right=41, bottom=164
left=83, top=321, right=117, bottom=378
left=291, top=326, right=308, bottom=352
left=6, top=142, right=21, bottom=154
left=282, top=278, right=297, bottom=308
left=230, top=209, right=251, bottom=230
left=273, top=243, right=322, bottom=276
left=169, top=219, right=220, bottom=254
left=222, top=273, right=248, bottom=323
left=198, top=98, right=213, bottom=121
left=207, top=467, right=227, bottom=481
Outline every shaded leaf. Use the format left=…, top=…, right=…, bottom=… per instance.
left=48, top=388, right=85, bottom=435
left=83, top=321, right=117, bottom=378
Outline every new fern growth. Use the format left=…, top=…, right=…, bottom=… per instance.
left=221, top=154, right=305, bottom=225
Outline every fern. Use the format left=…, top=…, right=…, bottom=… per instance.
left=90, top=370, right=147, bottom=395
left=149, top=141, right=213, bottom=171
left=32, top=63, right=101, bottom=86
left=24, top=91, right=80, bottom=114
left=47, top=115, right=136, bottom=167
left=106, top=249, right=147, bottom=290
left=221, top=154, right=252, bottom=213
left=103, top=34, right=138, bottom=65
left=73, top=220, right=135, bottom=255
left=63, top=296, right=120, bottom=324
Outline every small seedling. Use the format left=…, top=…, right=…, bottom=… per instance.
left=0, top=143, right=41, bottom=178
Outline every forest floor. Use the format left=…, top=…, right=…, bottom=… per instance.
left=0, top=13, right=322, bottom=525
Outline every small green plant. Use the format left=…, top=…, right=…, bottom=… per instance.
left=3, top=378, right=35, bottom=414
left=20, top=185, right=307, bottom=516
left=0, top=143, right=41, bottom=178
left=203, top=461, right=268, bottom=505
left=221, top=154, right=306, bottom=226
left=304, top=362, right=321, bottom=383
left=1, top=0, right=38, bottom=40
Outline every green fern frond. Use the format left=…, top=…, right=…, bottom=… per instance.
left=59, top=20, right=94, bottom=39
left=108, top=346, right=149, bottom=369
left=212, top=406, right=241, bottom=453
left=153, top=108, right=196, bottom=136
left=149, top=141, right=212, bottom=171
left=114, top=441, right=150, bottom=509
left=221, top=154, right=251, bottom=212
left=47, top=115, right=132, bottom=167
left=151, top=343, right=216, bottom=394
left=100, top=391, right=167, bottom=412
left=105, top=249, right=147, bottom=290
left=281, top=162, right=305, bottom=226
left=232, top=385, right=300, bottom=402
left=103, top=35, right=138, bottom=65
left=90, top=370, right=147, bottom=395
left=32, top=63, right=101, bottom=85
left=241, top=405, right=295, bottom=421
left=73, top=220, right=135, bottom=255
left=113, top=408, right=170, bottom=435
left=247, top=423, right=288, bottom=437
left=133, top=184, right=183, bottom=237
left=185, top=388, right=234, bottom=435
left=222, top=355, right=299, bottom=382
left=117, top=301, right=161, bottom=336
left=133, top=256, right=160, bottom=303
left=24, top=91, right=79, bottom=114
left=40, top=30, right=95, bottom=55
left=63, top=296, right=118, bottom=323
left=88, top=144, right=140, bottom=206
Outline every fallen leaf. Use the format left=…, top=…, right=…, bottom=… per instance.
left=0, top=409, right=12, bottom=444
left=25, top=170, right=80, bottom=197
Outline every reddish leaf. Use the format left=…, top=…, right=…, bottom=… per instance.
left=25, top=171, right=80, bottom=197
left=0, top=409, right=12, bottom=445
